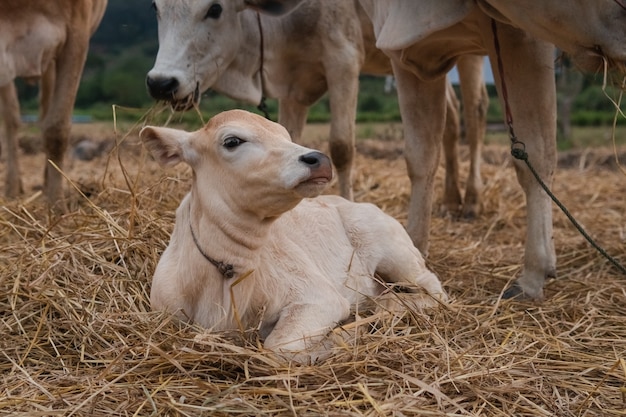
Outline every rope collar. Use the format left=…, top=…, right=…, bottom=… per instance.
left=255, top=11, right=271, bottom=120
left=188, top=207, right=235, bottom=279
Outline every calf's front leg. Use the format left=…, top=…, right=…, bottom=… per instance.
left=264, top=294, right=350, bottom=364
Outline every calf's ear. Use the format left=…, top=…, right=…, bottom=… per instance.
left=140, top=126, right=192, bottom=167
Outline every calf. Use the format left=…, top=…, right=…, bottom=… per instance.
left=140, top=109, right=446, bottom=362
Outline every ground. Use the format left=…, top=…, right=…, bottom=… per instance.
left=1, top=118, right=625, bottom=416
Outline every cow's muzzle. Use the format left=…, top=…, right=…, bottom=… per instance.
left=146, top=76, right=200, bottom=111
left=146, top=75, right=179, bottom=101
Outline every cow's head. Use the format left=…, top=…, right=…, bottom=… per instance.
left=146, top=0, right=303, bottom=110
left=140, top=109, right=332, bottom=218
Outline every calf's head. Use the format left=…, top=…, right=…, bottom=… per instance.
left=140, top=109, right=332, bottom=218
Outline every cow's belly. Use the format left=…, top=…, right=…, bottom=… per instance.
left=0, top=16, right=65, bottom=84
left=388, top=11, right=489, bottom=81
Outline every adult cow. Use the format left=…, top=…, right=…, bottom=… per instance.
left=146, top=0, right=488, bottom=212
left=0, top=0, right=107, bottom=204
left=359, top=0, right=626, bottom=299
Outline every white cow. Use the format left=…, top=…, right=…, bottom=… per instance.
left=140, top=109, right=447, bottom=363
left=359, top=0, right=626, bottom=299
left=146, top=0, right=489, bottom=215
left=0, top=0, right=107, bottom=204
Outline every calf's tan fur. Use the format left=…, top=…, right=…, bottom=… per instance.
left=140, top=110, right=446, bottom=362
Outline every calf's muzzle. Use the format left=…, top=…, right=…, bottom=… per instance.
left=299, top=151, right=333, bottom=182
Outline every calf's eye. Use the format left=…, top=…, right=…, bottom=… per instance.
left=205, top=4, right=223, bottom=19
left=223, top=136, right=244, bottom=149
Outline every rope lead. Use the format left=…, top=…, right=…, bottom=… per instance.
left=258, top=97, right=271, bottom=120
left=510, top=144, right=626, bottom=275
left=491, top=17, right=626, bottom=275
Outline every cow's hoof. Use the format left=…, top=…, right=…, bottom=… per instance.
left=502, top=282, right=544, bottom=301
left=502, top=282, right=525, bottom=300
left=461, top=202, right=482, bottom=219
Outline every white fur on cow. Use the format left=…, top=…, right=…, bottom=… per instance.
left=140, top=109, right=447, bottom=363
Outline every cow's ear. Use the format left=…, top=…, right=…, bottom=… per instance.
left=244, top=0, right=303, bottom=16
left=140, top=126, right=192, bottom=167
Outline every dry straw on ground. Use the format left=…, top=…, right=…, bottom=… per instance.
left=1, top=118, right=626, bottom=416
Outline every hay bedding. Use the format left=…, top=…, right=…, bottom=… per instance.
left=1, top=121, right=626, bottom=416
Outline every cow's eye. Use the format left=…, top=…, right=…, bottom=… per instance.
left=205, top=4, right=223, bottom=19
left=223, top=136, right=244, bottom=149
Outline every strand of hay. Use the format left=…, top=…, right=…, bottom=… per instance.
left=1, top=121, right=625, bottom=416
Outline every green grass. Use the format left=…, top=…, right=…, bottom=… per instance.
left=485, top=125, right=626, bottom=150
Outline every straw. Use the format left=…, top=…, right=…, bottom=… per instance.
left=0, top=120, right=625, bottom=416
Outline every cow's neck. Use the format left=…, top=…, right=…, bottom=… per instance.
left=211, top=11, right=279, bottom=105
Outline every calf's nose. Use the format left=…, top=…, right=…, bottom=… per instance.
left=299, top=151, right=333, bottom=180
left=146, top=75, right=179, bottom=100
left=299, top=151, right=327, bottom=167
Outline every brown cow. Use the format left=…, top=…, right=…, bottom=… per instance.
left=0, top=0, right=107, bottom=205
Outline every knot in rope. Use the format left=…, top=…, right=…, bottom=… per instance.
left=510, top=142, right=528, bottom=161
left=218, top=263, right=236, bottom=279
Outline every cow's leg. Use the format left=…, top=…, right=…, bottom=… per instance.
left=0, top=82, right=23, bottom=197
left=441, top=81, right=463, bottom=215
left=278, top=98, right=309, bottom=143
left=39, top=63, right=56, bottom=123
left=457, top=54, right=487, bottom=218
left=324, top=61, right=360, bottom=201
left=40, top=27, right=91, bottom=207
left=485, top=23, right=557, bottom=300
left=393, top=62, right=447, bottom=255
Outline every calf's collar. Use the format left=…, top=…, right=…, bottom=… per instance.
left=188, top=206, right=236, bottom=279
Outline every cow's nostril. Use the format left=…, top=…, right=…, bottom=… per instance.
left=146, top=75, right=180, bottom=100
left=299, top=151, right=327, bottom=167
